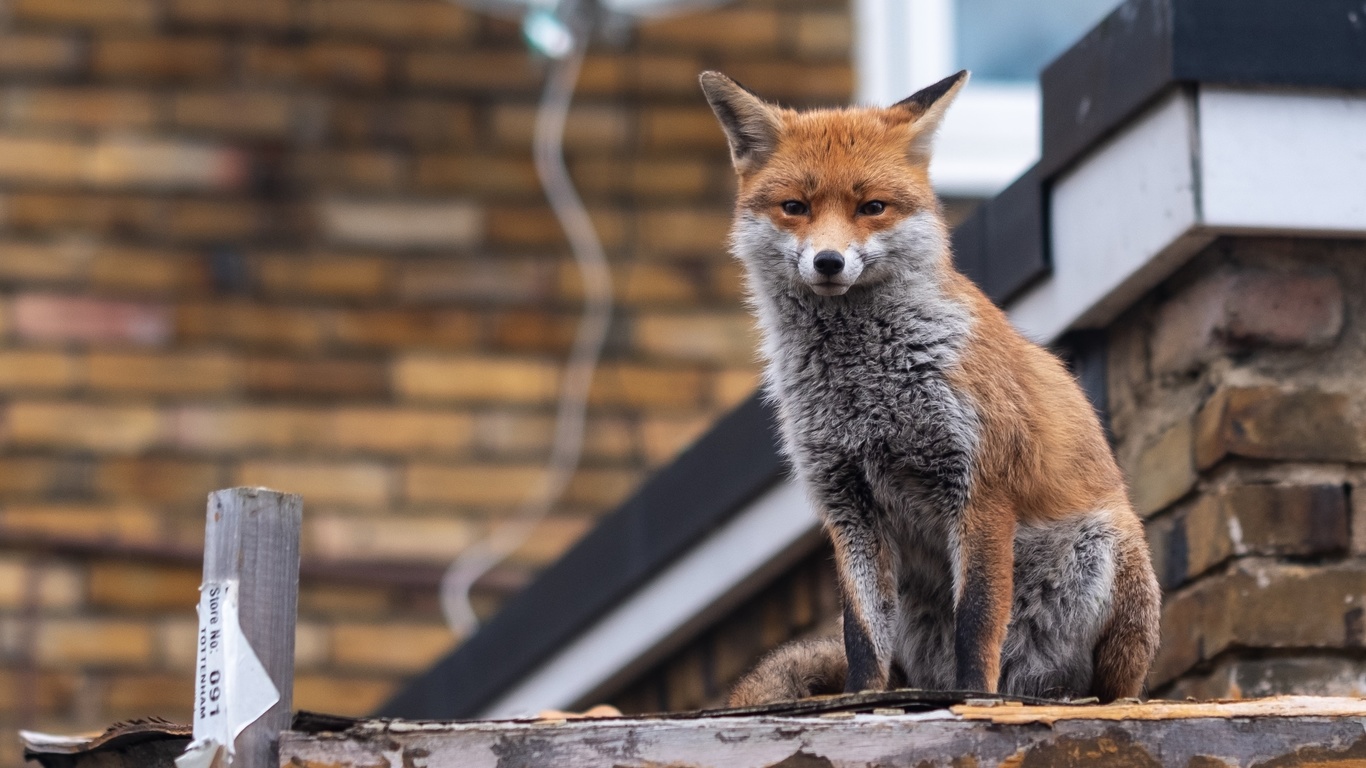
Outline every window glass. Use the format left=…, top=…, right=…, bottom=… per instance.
left=955, top=0, right=1121, bottom=81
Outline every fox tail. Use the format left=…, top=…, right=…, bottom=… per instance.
left=727, top=636, right=847, bottom=707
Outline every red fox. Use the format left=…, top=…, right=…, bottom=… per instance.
left=700, top=70, right=1161, bottom=704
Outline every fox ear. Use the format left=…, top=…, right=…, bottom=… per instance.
left=892, top=70, right=969, bottom=159
left=699, top=71, right=782, bottom=172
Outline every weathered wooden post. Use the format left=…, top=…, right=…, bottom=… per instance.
left=179, top=487, right=302, bottom=768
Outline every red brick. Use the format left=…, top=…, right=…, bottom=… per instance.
left=93, top=37, right=230, bottom=81
left=14, top=293, right=171, bottom=346
left=12, top=0, right=159, bottom=28
left=1152, top=268, right=1344, bottom=375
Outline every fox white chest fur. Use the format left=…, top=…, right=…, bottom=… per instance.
left=703, top=69, right=1161, bottom=704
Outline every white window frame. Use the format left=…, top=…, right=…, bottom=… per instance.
left=853, top=0, right=1041, bottom=197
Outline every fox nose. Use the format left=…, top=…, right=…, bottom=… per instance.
left=813, top=250, right=844, bottom=276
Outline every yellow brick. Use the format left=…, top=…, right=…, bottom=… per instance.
left=491, top=103, right=630, bottom=151
left=0, top=34, right=82, bottom=75
left=0, top=556, right=84, bottom=609
left=415, top=154, right=541, bottom=196
left=332, top=622, right=456, bottom=672
left=405, top=50, right=539, bottom=91
left=0, top=238, right=92, bottom=282
left=95, top=458, right=221, bottom=503
left=331, top=408, right=474, bottom=455
left=7, top=87, right=158, bottom=129
left=5, top=401, right=165, bottom=452
left=177, top=301, right=328, bottom=348
left=88, top=561, right=201, bottom=610
left=713, top=368, right=761, bottom=408
left=559, top=259, right=702, bottom=305
left=564, top=468, right=641, bottom=508
left=505, top=515, right=593, bottom=567
left=172, top=90, right=293, bottom=137
left=12, top=0, right=159, bottom=27
left=0, top=503, right=162, bottom=547
left=245, top=42, right=388, bottom=88
left=235, top=460, right=392, bottom=506
left=254, top=253, right=390, bottom=298
left=405, top=463, right=546, bottom=506
left=166, top=199, right=262, bottom=240
left=394, top=355, right=560, bottom=404
left=307, top=514, right=475, bottom=562
left=298, top=583, right=393, bottom=618
left=93, top=36, right=229, bottom=80
left=793, top=10, right=855, bottom=59
left=0, top=135, right=82, bottom=185
left=171, top=405, right=331, bottom=452
left=633, top=313, right=759, bottom=364
left=36, top=618, right=154, bottom=666
left=583, top=416, right=636, bottom=462
left=641, top=106, right=729, bottom=151
left=637, top=209, right=732, bottom=256
left=90, top=245, right=204, bottom=292
left=638, top=8, right=781, bottom=49
left=590, top=364, right=706, bottom=409
left=87, top=351, right=240, bottom=395
left=104, top=672, right=193, bottom=720
left=169, top=0, right=294, bottom=28
left=294, top=674, right=395, bottom=716
left=294, top=620, right=332, bottom=670
left=305, top=0, right=474, bottom=41
left=641, top=415, right=715, bottom=465
left=0, top=350, right=78, bottom=391
left=157, top=617, right=199, bottom=671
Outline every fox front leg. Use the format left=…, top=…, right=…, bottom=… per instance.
left=827, top=516, right=898, bottom=693
left=953, top=499, right=1016, bottom=692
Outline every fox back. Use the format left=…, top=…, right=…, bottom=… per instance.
left=701, top=70, right=1160, bottom=704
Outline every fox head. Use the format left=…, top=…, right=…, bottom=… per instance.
left=700, top=71, right=967, bottom=297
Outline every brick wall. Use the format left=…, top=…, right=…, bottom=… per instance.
left=1111, top=236, right=1366, bottom=699
left=0, top=0, right=853, bottom=752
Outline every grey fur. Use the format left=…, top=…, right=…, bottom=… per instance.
left=732, top=206, right=1126, bottom=700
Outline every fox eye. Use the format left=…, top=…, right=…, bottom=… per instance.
left=781, top=200, right=809, bottom=216
left=859, top=200, right=886, bottom=216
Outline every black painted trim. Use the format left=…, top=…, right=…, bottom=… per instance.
left=378, top=394, right=786, bottom=719
left=385, top=0, right=1366, bottom=719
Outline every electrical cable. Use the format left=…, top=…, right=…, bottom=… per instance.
left=439, top=1, right=615, bottom=638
